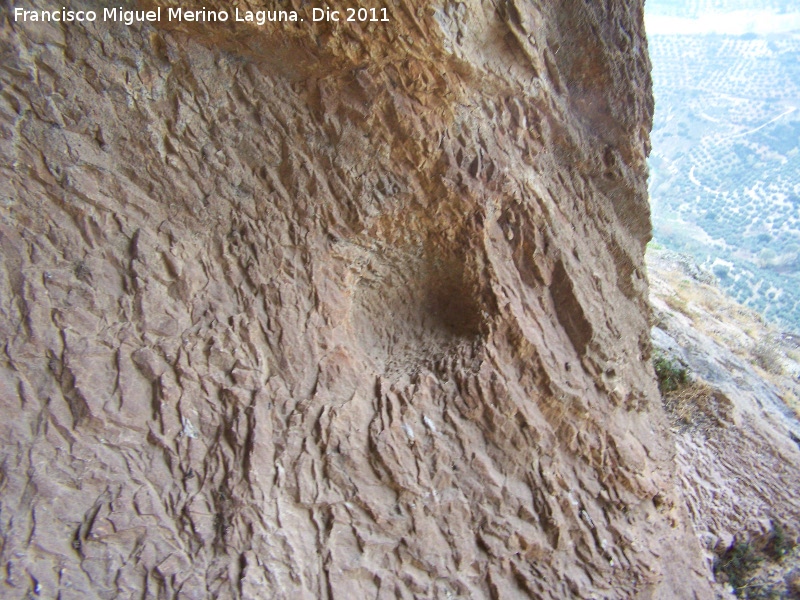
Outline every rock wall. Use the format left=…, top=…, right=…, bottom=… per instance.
left=0, top=1, right=714, bottom=598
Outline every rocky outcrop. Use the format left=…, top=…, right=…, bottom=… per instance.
left=649, top=250, right=800, bottom=595
left=0, top=1, right=713, bottom=598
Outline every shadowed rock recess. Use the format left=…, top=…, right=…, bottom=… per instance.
left=0, top=1, right=715, bottom=598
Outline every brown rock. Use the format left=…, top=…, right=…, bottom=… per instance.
left=0, top=1, right=713, bottom=598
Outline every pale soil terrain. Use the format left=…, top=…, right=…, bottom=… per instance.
left=648, top=248, right=800, bottom=598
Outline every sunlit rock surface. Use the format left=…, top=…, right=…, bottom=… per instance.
left=0, top=1, right=714, bottom=598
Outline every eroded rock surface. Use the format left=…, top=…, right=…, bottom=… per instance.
left=649, top=251, right=800, bottom=595
left=0, top=1, right=713, bottom=598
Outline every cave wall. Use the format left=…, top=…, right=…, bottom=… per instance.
left=0, top=1, right=713, bottom=597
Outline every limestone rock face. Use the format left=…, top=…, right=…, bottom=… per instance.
left=0, top=1, right=713, bottom=598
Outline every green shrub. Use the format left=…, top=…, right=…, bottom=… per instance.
left=715, top=540, right=763, bottom=595
left=764, top=522, right=796, bottom=560
left=714, top=523, right=798, bottom=598
left=653, top=355, right=689, bottom=394
left=752, top=341, right=783, bottom=375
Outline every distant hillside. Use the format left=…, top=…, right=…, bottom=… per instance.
left=646, top=3, right=800, bottom=331
left=647, top=0, right=798, bottom=18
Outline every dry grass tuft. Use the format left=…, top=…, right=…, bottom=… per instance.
left=648, top=252, right=800, bottom=422
left=663, top=381, right=735, bottom=431
left=752, top=340, right=784, bottom=376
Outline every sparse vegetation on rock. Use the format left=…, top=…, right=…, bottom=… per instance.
left=715, top=539, right=764, bottom=596
left=714, top=523, right=798, bottom=599
left=752, top=339, right=785, bottom=375
left=648, top=249, right=800, bottom=598
left=654, top=353, right=689, bottom=393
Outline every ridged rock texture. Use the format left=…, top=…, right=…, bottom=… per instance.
left=0, top=1, right=714, bottom=598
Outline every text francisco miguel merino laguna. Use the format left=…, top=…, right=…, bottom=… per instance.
left=13, top=5, right=391, bottom=25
